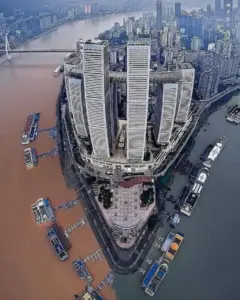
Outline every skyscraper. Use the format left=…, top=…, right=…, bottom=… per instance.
left=83, top=39, right=113, bottom=158
left=175, top=2, right=181, bottom=18
left=175, top=63, right=195, bottom=123
left=154, top=83, right=178, bottom=144
left=127, top=41, right=150, bottom=160
left=215, top=0, right=222, bottom=17
left=156, top=0, right=163, bottom=30
left=224, top=0, right=233, bottom=26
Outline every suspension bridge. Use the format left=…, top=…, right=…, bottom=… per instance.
left=1, top=34, right=75, bottom=61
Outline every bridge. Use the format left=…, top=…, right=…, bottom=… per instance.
left=0, top=49, right=74, bottom=53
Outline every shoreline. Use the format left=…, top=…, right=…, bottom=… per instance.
left=1, top=9, right=145, bottom=54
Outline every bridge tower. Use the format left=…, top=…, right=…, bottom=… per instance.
left=5, top=33, right=11, bottom=60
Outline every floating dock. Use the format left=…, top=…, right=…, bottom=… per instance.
left=31, top=198, right=55, bottom=225
left=24, top=148, right=37, bottom=169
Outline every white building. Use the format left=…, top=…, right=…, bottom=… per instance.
left=65, top=77, right=88, bottom=137
left=83, top=39, right=112, bottom=158
left=175, top=63, right=195, bottom=123
left=127, top=41, right=150, bottom=160
left=154, top=83, right=178, bottom=144
left=191, top=36, right=201, bottom=51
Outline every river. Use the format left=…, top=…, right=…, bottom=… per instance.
left=0, top=11, right=240, bottom=300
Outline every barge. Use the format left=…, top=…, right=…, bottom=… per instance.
left=161, top=232, right=175, bottom=253
left=24, top=148, right=37, bottom=169
left=180, top=168, right=209, bottom=216
left=47, top=225, right=68, bottom=261
left=141, top=260, right=168, bottom=297
left=21, top=112, right=40, bottom=144
left=72, top=259, right=93, bottom=282
left=226, top=105, right=240, bottom=124
left=203, top=136, right=226, bottom=169
left=165, top=232, right=184, bottom=262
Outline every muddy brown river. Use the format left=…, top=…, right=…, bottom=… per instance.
left=0, top=12, right=143, bottom=300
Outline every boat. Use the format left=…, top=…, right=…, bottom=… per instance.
left=165, top=232, right=184, bottom=262
left=142, top=262, right=168, bottom=297
left=47, top=226, right=68, bottom=261
left=161, top=232, right=175, bottom=253
left=21, top=132, right=29, bottom=145
left=53, top=65, right=61, bottom=76
left=180, top=167, right=209, bottom=216
left=23, top=113, right=34, bottom=133
left=203, top=136, right=226, bottom=169
left=29, top=123, right=38, bottom=141
left=24, top=148, right=37, bottom=169
left=72, top=259, right=93, bottom=282
left=31, top=198, right=56, bottom=225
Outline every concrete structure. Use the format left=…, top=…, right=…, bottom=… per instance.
left=191, top=36, right=201, bottom=52
left=154, top=83, right=178, bottom=144
left=127, top=41, right=150, bottom=160
left=224, top=0, right=233, bottom=26
left=83, top=39, right=113, bottom=158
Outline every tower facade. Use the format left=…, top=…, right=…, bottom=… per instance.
left=127, top=41, right=150, bottom=160
left=83, top=39, right=112, bottom=158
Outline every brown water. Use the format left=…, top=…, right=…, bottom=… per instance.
left=0, top=12, right=143, bottom=300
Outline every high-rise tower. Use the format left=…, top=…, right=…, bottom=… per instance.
left=83, top=39, right=112, bottom=158
left=127, top=41, right=150, bottom=160
left=224, top=0, right=233, bottom=26
left=156, top=0, right=163, bottom=30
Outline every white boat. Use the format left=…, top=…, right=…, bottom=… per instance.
left=203, top=136, right=226, bottom=169
left=181, top=168, right=209, bottom=216
left=21, top=133, right=29, bottom=145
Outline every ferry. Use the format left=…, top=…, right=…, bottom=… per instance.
left=72, top=259, right=93, bottom=282
left=203, top=137, right=226, bottom=169
left=165, top=232, right=184, bottom=262
left=21, top=132, right=29, bottom=145
left=24, top=148, right=37, bottom=169
left=31, top=198, right=56, bottom=225
left=29, top=123, right=38, bottom=141
left=47, top=226, right=68, bottom=261
left=53, top=65, right=61, bottom=76
left=23, top=113, right=34, bottom=133
left=180, top=168, right=209, bottom=216
left=141, top=261, right=168, bottom=297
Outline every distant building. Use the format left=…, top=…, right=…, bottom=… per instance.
left=156, top=0, right=163, bottom=30
left=175, top=2, right=181, bottom=18
left=91, top=2, right=98, bottom=15
left=215, top=0, right=222, bottom=17
left=191, top=36, right=201, bottom=51
left=224, top=0, right=233, bottom=27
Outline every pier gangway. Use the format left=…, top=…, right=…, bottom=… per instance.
left=37, top=147, right=58, bottom=158
left=38, top=126, right=56, bottom=133
left=54, top=199, right=79, bottom=211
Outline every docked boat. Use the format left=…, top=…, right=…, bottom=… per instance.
left=31, top=198, right=56, bottom=225
left=203, top=137, right=226, bottom=169
left=29, top=123, right=38, bottom=141
left=47, top=226, right=68, bottom=261
left=21, top=133, right=29, bottom=145
left=142, top=262, right=168, bottom=297
left=165, top=232, right=184, bottom=262
left=24, top=148, right=37, bottom=169
left=180, top=167, right=209, bottom=216
left=72, top=259, right=93, bottom=282
left=23, top=113, right=34, bottom=133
